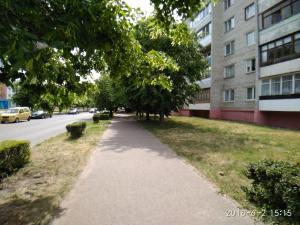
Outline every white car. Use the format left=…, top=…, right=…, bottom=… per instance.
left=68, top=108, right=79, bottom=114
left=89, top=108, right=97, bottom=113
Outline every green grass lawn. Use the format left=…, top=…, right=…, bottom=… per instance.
left=140, top=116, right=300, bottom=224
left=0, top=121, right=109, bottom=225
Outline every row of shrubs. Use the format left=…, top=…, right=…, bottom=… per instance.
left=93, top=112, right=112, bottom=123
left=242, top=160, right=300, bottom=220
left=65, top=111, right=113, bottom=138
left=0, top=140, right=30, bottom=179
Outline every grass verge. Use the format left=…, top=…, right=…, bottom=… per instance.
left=140, top=116, right=300, bottom=225
left=0, top=121, right=109, bottom=225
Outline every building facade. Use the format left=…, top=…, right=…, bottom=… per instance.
left=0, top=84, right=15, bottom=109
left=184, top=0, right=300, bottom=129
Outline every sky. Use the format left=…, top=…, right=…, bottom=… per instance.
left=125, top=0, right=153, bottom=15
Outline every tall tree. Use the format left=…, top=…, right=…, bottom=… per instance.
left=120, top=18, right=208, bottom=121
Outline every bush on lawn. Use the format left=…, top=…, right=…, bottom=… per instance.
left=66, top=122, right=86, bottom=138
left=0, top=140, right=30, bottom=179
left=242, top=160, right=300, bottom=219
left=99, top=113, right=110, bottom=120
left=93, top=114, right=100, bottom=123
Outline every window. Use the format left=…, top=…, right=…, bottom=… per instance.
left=189, top=3, right=212, bottom=28
left=224, top=41, right=235, bottom=56
left=247, top=87, right=256, bottom=100
left=271, top=77, right=281, bottom=95
left=197, top=23, right=211, bottom=39
left=261, top=74, right=300, bottom=96
left=246, top=58, right=256, bottom=73
left=260, top=32, right=300, bottom=66
left=224, top=0, right=234, bottom=10
left=246, top=31, right=255, bottom=46
left=224, top=89, right=235, bottom=102
left=282, top=75, right=293, bottom=94
left=294, top=0, right=300, bottom=14
left=261, top=80, right=270, bottom=96
left=224, top=65, right=235, bottom=78
left=245, top=3, right=255, bottom=20
left=295, top=32, right=300, bottom=53
left=225, top=17, right=235, bottom=32
left=195, top=89, right=210, bottom=102
left=261, top=0, right=300, bottom=29
left=295, top=74, right=300, bottom=93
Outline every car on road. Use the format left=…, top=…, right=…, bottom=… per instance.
left=32, top=110, right=52, bottom=119
left=68, top=108, right=79, bottom=114
left=89, top=108, right=97, bottom=113
left=0, top=107, right=31, bottom=123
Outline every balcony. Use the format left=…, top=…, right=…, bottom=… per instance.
left=259, top=96, right=300, bottom=111
left=260, top=58, right=300, bottom=78
left=198, top=34, right=212, bottom=47
left=259, top=13, right=300, bottom=45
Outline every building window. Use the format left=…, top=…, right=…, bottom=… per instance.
left=271, top=77, right=281, bottom=95
left=261, top=79, right=270, bottom=96
left=295, top=74, right=300, bottom=93
left=190, top=3, right=212, bottom=27
left=261, top=73, right=300, bottom=96
left=295, top=32, right=300, bottom=53
left=195, top=88, right=210, bottom=103
left=224, top=89, right=235, bottom=102
left=260, top=32, right=300, bottom=66
left=247, top=87, right=256, bottom=100
left=224, top=0, right=234, bottom=10
left=246, top=58, right=256, bottom=73
left=224, top=65, right=235, bottom=78
left=261, top=0, right=300, bottom=30
left=282, top=75, right=293, bottom=94
left=246, top=31, right=255, bottom=46
left=224, top=41, right=235, bottom=56
left=245, top=3, right=255, bottom=20
left=225, top=17, right=235, bottom=32
left=197, top=23, right=211, bottom=39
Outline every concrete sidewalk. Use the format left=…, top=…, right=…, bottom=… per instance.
left=52, top=115, right=259, bottom=225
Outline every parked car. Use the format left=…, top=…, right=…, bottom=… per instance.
left=89, top=108, right=97, bottom=113
left=0, top=107, right=31, bottom=123
left=68, top=108, right=79, bottom=114
left=32, top=110, right=52, bottom=119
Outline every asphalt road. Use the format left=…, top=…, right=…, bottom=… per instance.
left=0, top=112, right=92, bottom=145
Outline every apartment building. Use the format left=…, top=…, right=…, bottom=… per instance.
left=183, top=0, right=300, bottom=129
left=0, top=84, right=15, bottom=109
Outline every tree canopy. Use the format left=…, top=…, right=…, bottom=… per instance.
left=0, top=0, right=212, bottom=85
left=1, top=0, right=211, bottom=116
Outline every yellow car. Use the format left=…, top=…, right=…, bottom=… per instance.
left=1, top=107, right=31, bottom=123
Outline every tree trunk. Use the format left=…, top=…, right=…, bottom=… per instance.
left=146, top=112, right=150, bottom=120
left=159, top=112, right=164, bottom=122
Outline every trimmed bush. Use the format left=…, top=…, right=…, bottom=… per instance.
left=0, top=140, right=30, bottom=178
left=99, top=113, right=110, bottom=120
left=102, top=110, right=113, bottom=118
left=242, top=160, right=300, bottom=219
left=66, top=122, right=86, bottom=138
left=93, top=114, right=100, bottom=123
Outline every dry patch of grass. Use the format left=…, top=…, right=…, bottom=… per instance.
left=0, top=121, right=109, bottom=225
left=140, top=116, right=300, bottom=224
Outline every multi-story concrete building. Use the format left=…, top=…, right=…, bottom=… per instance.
left=183, top=0, right=300, bottom=129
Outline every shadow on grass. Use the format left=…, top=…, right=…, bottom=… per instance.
left=0, top=196, right=64, bottom=225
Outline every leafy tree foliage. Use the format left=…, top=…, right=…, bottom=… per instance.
left=120, top=18, right=207, bottom=121
left=93, top=75, right=115, bottom=114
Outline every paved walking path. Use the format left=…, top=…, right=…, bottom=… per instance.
left=52, top=115, right=259, bottom=225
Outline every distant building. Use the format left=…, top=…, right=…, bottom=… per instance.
left=182, top=0, right=300, bottom=129
left=0, top=84, right=15, bottom=109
